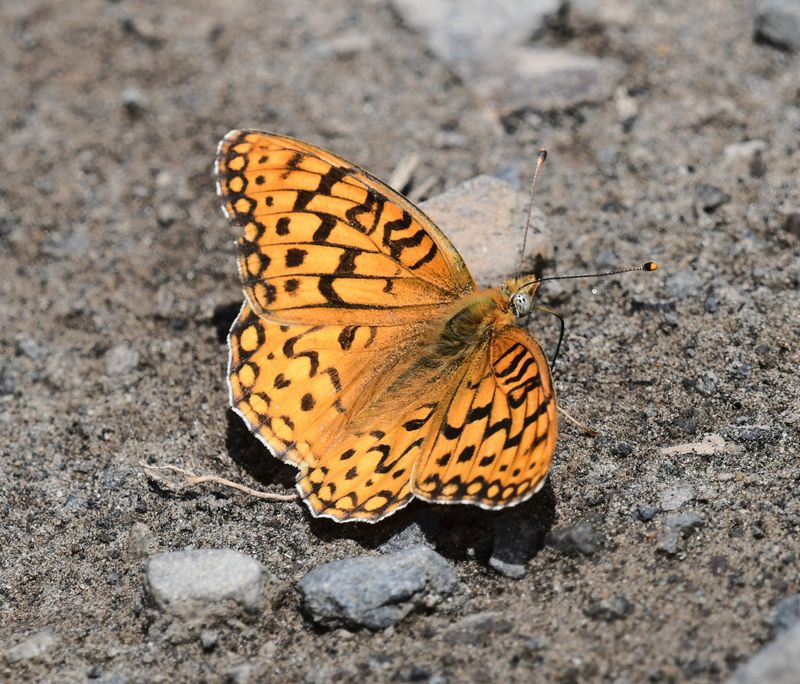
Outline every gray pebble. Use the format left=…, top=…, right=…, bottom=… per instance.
left=768, top=594, right=800, bottom=635
left=656, top=526, right=680, bottom=555
left=15, top=337, right=45, bottom=361
left=297, top=545, right=459, bottom=630
left=546, top=521, right=602, bottom=556
left=4, top=627, right=57, bottom=663
left=489, top=511, right=538, bottom=579
left=755, top=0, right=800, bottom=51
left=658, top=482, right=695, bottom=511
left=583, top=595, right=633, bottom=622
left=637, top=505, right=659, bottom=522
left=105, top=342, right=140, bottom=376
left=0, top=362, right=15, bottom=396
left=122, top=87, right=149, bottom=116
left=694, top=370, right=718, bottom=397
left=377, top=518, right=435, bottom=554
left=200, top=629, right=219, bottom=652
left=696, top=184, right=731, bottom=212
left=443, top=611, right=513, bottom=645
left=145, top=549, right=266, bottom=617
left=730, top=621, right=800, bottom=683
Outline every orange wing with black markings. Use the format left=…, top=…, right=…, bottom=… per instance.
left=412, top=326, right=557, bottom=509
left=216, top=130, right=475, bottom=327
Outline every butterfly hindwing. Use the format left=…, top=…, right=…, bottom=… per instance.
left=216, top=130, right=476, bottom=327
left=412, top=326, right=557, bottom=508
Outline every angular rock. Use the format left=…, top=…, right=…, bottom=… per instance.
left=4, top=627, right=57, bottom=663
left=656, top=526, right=680, bottom=555
left=730, top=621, right=800, bottom=684
left=145, top=549, right=265, bottom=617
left=297, top=546, right=458, bottom=630
left=421, top=175, right=552, bottom=287
left=755, top=0, right=800, bottom=51
left=489, top=511, right=539, bottom=579
left=546, top=521, right=602, bottom=556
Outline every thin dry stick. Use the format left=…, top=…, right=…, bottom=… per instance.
left=557, top=406, right=599, bottom=437
left=139, top=462, right=298, bottom=502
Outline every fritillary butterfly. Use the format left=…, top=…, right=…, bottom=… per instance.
left=217, top=130, right=559, bottom=523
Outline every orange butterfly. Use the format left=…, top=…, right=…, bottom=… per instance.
left=217, top=130, right=559, bottom=523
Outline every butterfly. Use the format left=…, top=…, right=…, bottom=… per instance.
left=216, top=130, right=558, bottom=523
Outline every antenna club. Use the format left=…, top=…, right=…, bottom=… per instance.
left=538, top=148, right=548, bottom=161
left=643, top=261, right=658, bottom=272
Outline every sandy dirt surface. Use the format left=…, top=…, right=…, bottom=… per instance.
left=1, top=1, right=799, bottom=682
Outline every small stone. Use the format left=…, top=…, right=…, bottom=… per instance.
left=0, top=362, right=15, bottom=396
left=730, top=621, right=800, bottom=683
left=105, top=342, right=140, bottom=375
left=783, top=213, right=800, bottom=239
left=121, top=87, right=148, bottom=117
left=567, top=0, right=636, bottom=27
left=768, top=595, right=800, bottom=635
left=297, top=546, right=459, bottom=630
left=704, top=295, right=719, bottom=313
left=583, top=595, right=633, bottom=622
left=489, top=511, right=540, bottom=579
left=659, top=434, right=736, bottom=457
left=443, top=612, right=513, bottom=645
left=724, top=424, right=773, bottom=444
left=636, top=505, right=659, bottom=522
left=145, top=549, right=266, bottom=617
left=4, top=627, right=57, bottom=663
left=377, top=516, right=438, bottom=554
left=664, top=511, right=705, bottom=532
left=755, top=0, right=800, bottom=51
left=421, top=175, right=552, bottom=287
left=15, top=337, right=45, bottom=361
left=611, top=442, right=633, bottom=457
left=694, top=370, right=718, bottom=397
left=547, top=521, right=602, bottom=556
left=658, top=482, right=695, bottom=511
left=200, top=629, right=219, bottom=652
left=696, top=184, right=731, bottom=212
left=656, top=526, right=679, bottom=555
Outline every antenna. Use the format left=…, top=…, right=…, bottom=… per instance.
left=516, top=148, right=548, bottom=282
left=536, top=262, right=658, bottom=283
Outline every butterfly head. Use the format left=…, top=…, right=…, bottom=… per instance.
left=506, top=278, right=540, bottom=319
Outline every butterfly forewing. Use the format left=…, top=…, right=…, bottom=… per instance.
left=216, top=131, right=476, bottom=327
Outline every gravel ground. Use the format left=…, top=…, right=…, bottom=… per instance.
left=1, top=1, right=799, bottom=682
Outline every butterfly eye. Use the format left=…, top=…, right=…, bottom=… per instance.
left=510, top=292, right=532, bottom=317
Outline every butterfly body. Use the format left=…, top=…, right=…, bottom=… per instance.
left=218, top=130, right=556, bottom=522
